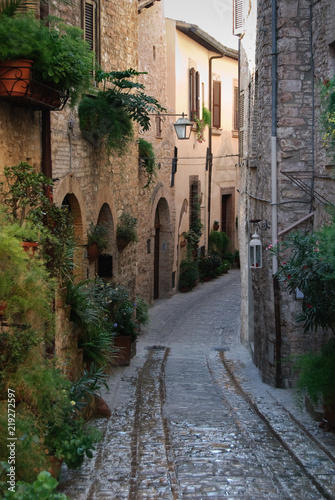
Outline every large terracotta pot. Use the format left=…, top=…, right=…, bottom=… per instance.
left=0, top=59, right=33, bottom=97
left=87, top=242, right=99, bottom=263
left=114, top=335, right=131, bottom=366
left=21, top=241, right=38, bottom=255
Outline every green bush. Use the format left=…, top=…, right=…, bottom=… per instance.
left=293, top=338, right=335, bottom=408
left=138, top=138, right=157, bottom=188
left=179, top=259, right=199, bottom=291
left=208, top=230, right=229, bottom=256
left=0, top=469, right=70, bottom=499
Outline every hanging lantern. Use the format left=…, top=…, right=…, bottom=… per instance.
left=249, top=232, right=262, bottom=269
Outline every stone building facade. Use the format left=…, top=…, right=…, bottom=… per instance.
left=237, top=0, right=335, bottom=386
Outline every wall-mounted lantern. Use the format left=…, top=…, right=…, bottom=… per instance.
left=173, top=114, right=193, bottom=140
left=248, top=219, right=270, bottom=269
left=249, top=232, right=262, bottom=269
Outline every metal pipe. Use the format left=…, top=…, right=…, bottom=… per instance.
left=278, top=211, right=315, bottom=237
left=207, top=54, right=224, bottom=245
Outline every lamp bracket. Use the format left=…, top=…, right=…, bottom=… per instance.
left=249, top=219, right=271, bottom=231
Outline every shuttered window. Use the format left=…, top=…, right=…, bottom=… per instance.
left=239, top=91, right=245, bottom=159
left=190, top=68, right=200, bottom=121
left=233, top=0, right=243, bottom=36
left=233, top=85, right=239, bottom=130
left=84, top=0, right=99, bottom=64
left=212, top=80, right=221, bottom=129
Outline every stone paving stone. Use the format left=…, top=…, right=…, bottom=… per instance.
left=58, top=271, right=335, bottom=499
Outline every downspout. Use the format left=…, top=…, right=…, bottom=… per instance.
left=271, top=0, right=281, bottom=388
left=40, top=2, right=52, bottom=183
left=208, top=53, right=224, bottom=245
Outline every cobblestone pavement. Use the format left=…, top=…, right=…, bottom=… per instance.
left=59, top=270, right=335, bottom=499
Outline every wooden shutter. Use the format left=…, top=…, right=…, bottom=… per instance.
left=190, top=68, right=200, bottom=121
left=213, top=81, right=221, bottom=129
left=233, top=0, right=243, bottom=36
left=85, top=1, right=96, bottom=52
left=239, top=91, right=245, bottom=158
left=155, top=116, right=162, bottom=138
left=233, top=86, right=239, bottom=130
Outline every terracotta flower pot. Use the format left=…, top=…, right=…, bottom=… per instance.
left=87, top=242, right=99, bottom=263
left=21, top=241, right=38, bottom=255
left=213, top=224, right=220, bottom=231
left=0, top=59, right=33, bottom=97
left=114, top=335, right=131, bottom=366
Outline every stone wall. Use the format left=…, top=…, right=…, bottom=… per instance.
left=239, top=0, right=335, bottom=386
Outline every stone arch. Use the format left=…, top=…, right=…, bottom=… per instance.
left=96, top=203, right=115, bottom=279
left=53, top=173, right=87, bottom=244
left=61, top=193, right=84, bottom=279
left=150, top=184, right=175, bottom=300
left=153, top=197, right=172, bottom=299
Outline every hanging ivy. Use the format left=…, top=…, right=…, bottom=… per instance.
left=138, top=138, right=156, bottom=188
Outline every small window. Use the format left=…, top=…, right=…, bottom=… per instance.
left=233, top=0, right=243, bottom=36
left=155, top=116, right=162, bottom=138
left=190, top=67, right=200, bottom=121
left=83, top=0, right=100, bottom=65
left=213, top=80, right=221, bottom=129
left=233, top=84, right=239, bottom=131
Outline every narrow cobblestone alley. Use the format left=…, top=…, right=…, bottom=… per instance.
left=59, top=270, right=335, bottom=499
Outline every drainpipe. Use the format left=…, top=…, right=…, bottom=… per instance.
left=271, top=0, right=281, bottom=388
left=40, top=2, right=52, bottom=183
left=208, top=53, right=224, bottom=245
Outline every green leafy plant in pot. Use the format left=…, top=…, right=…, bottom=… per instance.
left=87, top=222, right=109, bottom=263
left=0, top=12, right=94, bottom=106
left=116, top=212, right=137, bottom=251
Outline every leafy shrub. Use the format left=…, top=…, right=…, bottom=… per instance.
left=0, top=469, right=70, bottom=499
left=138, top=138, right=157, bottom=188
left=208, top=230, right=229, bottom=256
left=179, top=259, right=199, bottom=291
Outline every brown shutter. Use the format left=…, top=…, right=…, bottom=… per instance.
left=213, top=81, right=221, bottom=129
left=85, top=1, right=95, bottom=52
left=190, top=68, right=195, bottom=121
left=233, top=86, right=239, bottom=130
left=196, top=70, right=200, bottom=118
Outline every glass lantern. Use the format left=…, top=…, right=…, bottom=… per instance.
left=249, top=232, right=262, bottom=269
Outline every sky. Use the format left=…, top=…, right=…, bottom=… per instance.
left=164, top=0, right=238, bottom=50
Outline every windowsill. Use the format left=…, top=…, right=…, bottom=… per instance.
left=211, top=128, right=222, bottom=136
left=232, top=130, right=239, bottom=138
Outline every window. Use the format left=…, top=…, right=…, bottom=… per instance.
left=155, top=116, right=162, bottom=138
left=233, top=84, right=239, bottom=131
left=212, top=80, right=221, bottom=129
left=233, top=0, right=243, bottom=36
left=83, top=0, right=100, bottom=65
left=189, top=176, right=201, bottom=231
left=190, top=68, right=200, bottom=121
left=239, top=91, right=245, bottom=159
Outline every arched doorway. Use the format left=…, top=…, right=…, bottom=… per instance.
left=153, top=198, right=171, bottom=299
left=62, top=193, right=83, bottom=278
left=97, top=203, right=114, bottom=279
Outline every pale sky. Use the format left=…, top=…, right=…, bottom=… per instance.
left=164, top=0, right=238, bottom=50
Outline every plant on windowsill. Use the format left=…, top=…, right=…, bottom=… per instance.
left=87, top=222, right=109, bottom=263
left=116, top=212, right=138, bottom=251
left=193, top=106, right=211, bottom=143
left=138, top=138, right=157, bottom=188
left=0, top=11, right=94, bottom=108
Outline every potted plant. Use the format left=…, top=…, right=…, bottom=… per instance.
left=213, top=219, right=220, bottom=231
left=0, top=12, right=93, bottom=107
left=116, top=212, right=138, bottom=250
left=87, top=222, right=109, bottom=263
left=78, top=69, right=165, bottom=152
left=78, top=93, right=133, bottom=152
